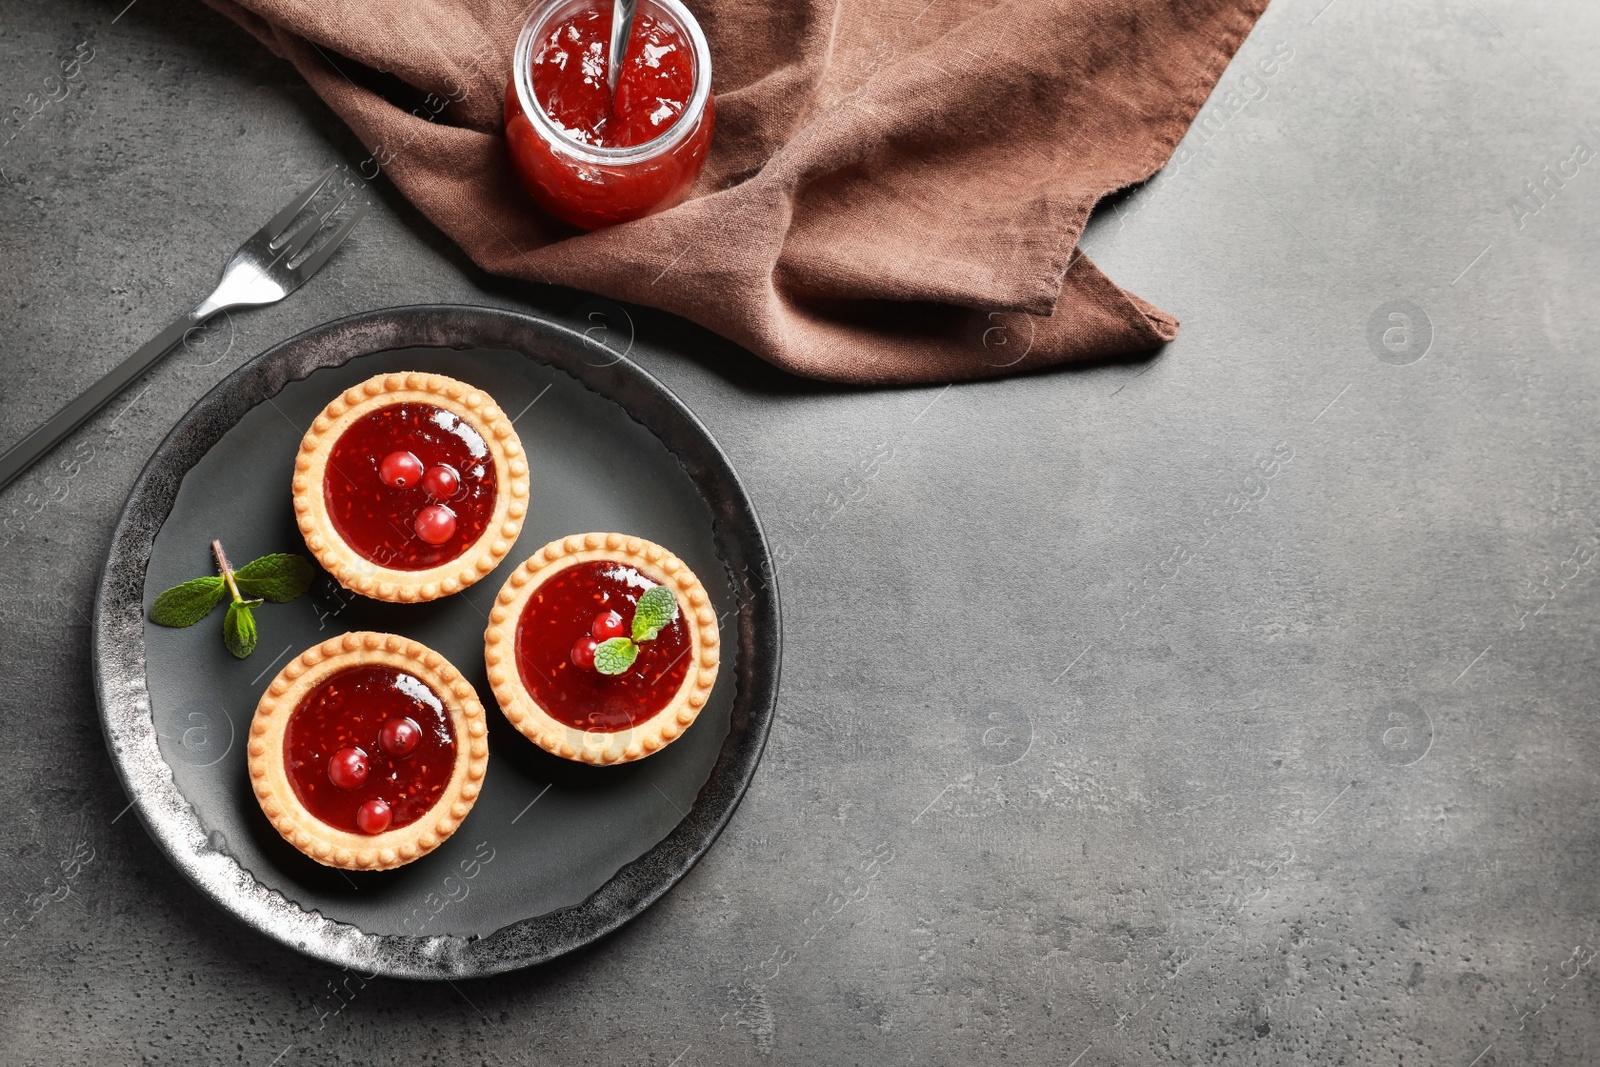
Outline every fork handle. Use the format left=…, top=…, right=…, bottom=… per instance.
left=0, top=305, right=205, bottom=494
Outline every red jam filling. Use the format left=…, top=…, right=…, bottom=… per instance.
left=515, top=560, right=692, bottom=732
left=532, top=7, right=693, bottom=148
left=323, top=403, right=497, bottom=571
left=284, top=665, right=457, bottom=835
left=504, top=1, right=714, bottom=229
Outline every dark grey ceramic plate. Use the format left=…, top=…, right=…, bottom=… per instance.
left=92, top=305, right=779, bottom=979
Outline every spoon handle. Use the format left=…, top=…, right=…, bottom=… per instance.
left=607, top=0, right=638, bottom=95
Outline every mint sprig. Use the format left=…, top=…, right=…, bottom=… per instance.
left=631, top=584, right=679, bottom=642
left=593, top=637, right=639, bottom=675
left=234, top=553, right=314, bottom=603
left=223, top=598, right=263, bottom=658
left=149, top=540, right=312, bottom=659
left=588, top=584, right=681, bottom=676
left=149, top=576, right=227, bottom=627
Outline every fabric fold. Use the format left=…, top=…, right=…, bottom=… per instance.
left=205, top=0, right=1269, bottom=384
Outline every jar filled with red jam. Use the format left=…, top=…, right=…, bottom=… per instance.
left=505, top=0, right=714, bottom=230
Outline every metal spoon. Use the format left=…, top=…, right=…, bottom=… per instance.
left=607, top=0, right=638, bottom=97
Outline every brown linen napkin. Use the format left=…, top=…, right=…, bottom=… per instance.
left=204, top=0, right=1269, bottom=384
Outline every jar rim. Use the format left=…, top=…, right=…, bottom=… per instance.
left=511, top=0, right=713, bottom=165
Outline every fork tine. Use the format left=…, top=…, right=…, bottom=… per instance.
left=277, top=185, right=356, bottom=264
left=256, top=164, right=339, bottom=246
left=293, top=201, right=369, bottom=282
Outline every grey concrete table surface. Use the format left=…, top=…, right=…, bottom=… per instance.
left=1, top=0, right=1597, bottom=1063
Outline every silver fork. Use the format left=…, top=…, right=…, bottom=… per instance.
left=0, top=165, right=368, bottom=493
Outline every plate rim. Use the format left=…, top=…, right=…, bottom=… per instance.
left=92, top=303, right=781, bottom=979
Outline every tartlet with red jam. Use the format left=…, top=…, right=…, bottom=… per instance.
left=484, top=533, right=720, bottom=765
left=248, top=632, right=490, bottom=871
left=292, top=372, right=530, bottom=603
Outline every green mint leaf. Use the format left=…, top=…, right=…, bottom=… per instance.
left=149, top=576, right=227, bottom=627
left=631, top=585, right=680, bottom=643
left=223, top=601, right=259, bottom=659
left=593, top=637, right=638, bottom=675
left=234, top=553, right=314, bottom=603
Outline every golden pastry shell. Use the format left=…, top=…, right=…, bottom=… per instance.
left=246, top=632, right=490, bottom=871
left=483, top=533, right=720, bottom=766
left=291, top=372, right=530, bottom=603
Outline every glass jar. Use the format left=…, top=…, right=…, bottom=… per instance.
left=504, top=0, right=714, bottom=230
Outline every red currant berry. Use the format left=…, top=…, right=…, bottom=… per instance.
left=423, top=464, right=460, bottom=499
left=356, top=799, right=392, bottom=835
left=327, top=747, right=369, bottom=790
left=571, top=636, right=599, bottom=670
left=591, top=610, right=626, bottom=640
left=413, top=504, right=457, bottom=545
left=379, top=716, right=421, bottom=758
left=379, top=450, right=423, bottom=489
